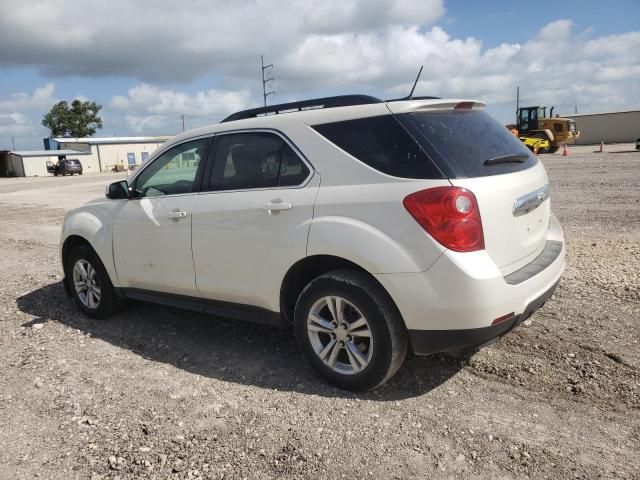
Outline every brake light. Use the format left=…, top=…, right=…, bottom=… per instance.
left=403, top=186, right=485, bottom=252
left=454, top=101, right=474, bottom=110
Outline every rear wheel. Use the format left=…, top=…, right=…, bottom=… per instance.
left=548, top=146, right=560, bottom=154
left=66, top=245, right=119, bottom=319
left=294, top=270, right=408, bottom=391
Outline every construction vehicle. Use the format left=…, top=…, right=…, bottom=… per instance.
left=519, top=135, right=550, bottom=154
left=516, top=106, right=579, bottom=154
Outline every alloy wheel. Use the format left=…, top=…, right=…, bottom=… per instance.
left=73, top=259, right=101, bottom=309
left=307, top=296, right=374, bottom=375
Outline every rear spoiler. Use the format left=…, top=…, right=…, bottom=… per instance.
left=386, top=99, right=486, bottom=115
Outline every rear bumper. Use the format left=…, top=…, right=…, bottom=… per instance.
left=374, top=213, right=565, bottom=344
left=408, top=279, right=559, bottom=355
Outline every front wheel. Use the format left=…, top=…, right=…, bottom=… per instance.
left=532, top=133, right=551, bottom=154
left=294, top=270, right=408, bottom=391
left=66, top=245, right=119, bottom=319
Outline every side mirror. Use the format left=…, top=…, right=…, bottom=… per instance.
left=106, top=180, right=130, bottom=200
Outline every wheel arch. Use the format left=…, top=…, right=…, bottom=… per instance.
left=61, top=235, right=94, bottom=276
left=279, top=254, right=403, bottom=326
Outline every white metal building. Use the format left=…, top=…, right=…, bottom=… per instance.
left=1, top=136, right=171, bottom=177
left=566, top=110, right=640, bottom=145
left=0, top=150, right=92, bottom=177
left=49, top=136, right=171, bottom=172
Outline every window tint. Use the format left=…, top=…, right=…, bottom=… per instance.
left=312, top=115, right=442, bottom=179
left=134, top=138, right=207, bottom=198
left=399, top=110, right=538, bottom=178
left=279, top=144, right=310, bottom=186
left=209, top=133, right=309, bottom=191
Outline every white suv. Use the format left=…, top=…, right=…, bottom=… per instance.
left=60, top=95, right=565, bottom=391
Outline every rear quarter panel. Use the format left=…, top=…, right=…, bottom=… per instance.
left=308, top=181, right=449, bottom=274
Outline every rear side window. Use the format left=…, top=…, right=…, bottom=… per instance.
left=312, top=116, right=443, bottom=179
left=208, top=132, right=310, bottom=191
left=399, top=110, right=538, bottom=178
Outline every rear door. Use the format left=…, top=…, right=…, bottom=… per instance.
left=396, top=106, right=550, bottom=275
left=192, top=131, right=318, bottom=310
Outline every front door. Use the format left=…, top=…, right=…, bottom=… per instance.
left=192, top=131, right=318, bottom=311
left=112, top=137, right=210, bottom=296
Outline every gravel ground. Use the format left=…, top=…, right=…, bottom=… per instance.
left=1, top=146, right=639, bottom=480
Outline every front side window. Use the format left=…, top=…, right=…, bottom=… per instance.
left=208, top=132, right=309, bottom=191
left=134, top=138, right=208, bottom=198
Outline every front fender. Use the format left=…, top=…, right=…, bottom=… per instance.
left=61, top=206, right=118, bottom=286
left=307, top=216, right=444, bottom=274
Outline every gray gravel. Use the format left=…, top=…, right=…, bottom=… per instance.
left=1, top=146, right=639, bottom=479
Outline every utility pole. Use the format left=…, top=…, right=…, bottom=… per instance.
left=515, top=86, right=520, bottom=124
left=11, top=137, right=16, bottom=151
left=181, top=114, right=185, bottom=132
left=261, top=55, right=275, bottom=108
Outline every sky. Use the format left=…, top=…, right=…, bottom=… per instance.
left=0, top=0, right=638, bottom=150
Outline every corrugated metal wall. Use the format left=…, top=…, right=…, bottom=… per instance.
left=567, top=111, right=640, bottom=145
left=21, top=156, right=65, bottom=176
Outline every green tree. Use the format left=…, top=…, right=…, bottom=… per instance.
left=42, top=99, right=103, bottom=137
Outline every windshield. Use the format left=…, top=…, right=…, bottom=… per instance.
left=398, top=110, right=538, bottom=178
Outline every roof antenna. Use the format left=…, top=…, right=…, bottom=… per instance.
left=408, top=65, right=423, bottom=99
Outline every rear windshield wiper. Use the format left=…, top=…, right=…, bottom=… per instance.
left=483, top=154, right=529, bottom=166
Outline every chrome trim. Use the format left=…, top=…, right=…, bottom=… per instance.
left=512, top=184, right=549, bottom=217
left=129, top=128, right=316, bottom=197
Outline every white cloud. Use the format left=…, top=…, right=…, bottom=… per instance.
left=0, top=85, right=58, bottom=147
left=0, top=112, right=34, bottom=137
left=0, top=3, right=638, bottom=143
left=0, top=83, right=57, bottom=112
left=0, top=0, right=445, bottom=81
left=110, top=84, right=254, bottom=133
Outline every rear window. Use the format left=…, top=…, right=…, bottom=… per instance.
left=312, top=115, right=443, bottom=179
left=398, top=110, right=538, bottom=178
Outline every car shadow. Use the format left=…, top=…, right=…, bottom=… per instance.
left=17, top=282, right=464, bottom=401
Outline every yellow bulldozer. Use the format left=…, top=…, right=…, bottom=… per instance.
left=514, top=106, right=580, bottom=154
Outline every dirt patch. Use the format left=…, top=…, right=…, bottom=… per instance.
left=0, top=154, right=639, bottom=479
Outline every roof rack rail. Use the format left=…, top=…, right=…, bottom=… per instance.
left=221, top=94, right=382, bottom=123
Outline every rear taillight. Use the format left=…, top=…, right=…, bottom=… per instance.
left=403, top=186, right=485, bottom=252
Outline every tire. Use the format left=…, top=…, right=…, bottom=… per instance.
left=66, top=245, right=119, bottom=319
left=532, top=133, right=551, bottom=154
left=548, top=146, right=560, bottom=154
left=294, top=269, right=408, bottom=391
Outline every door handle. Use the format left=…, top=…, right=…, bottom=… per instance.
left=262, top=202, right=292, bottom=213
left=166, top=210, right=188, bottom=219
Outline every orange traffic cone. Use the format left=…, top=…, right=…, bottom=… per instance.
left=562, top=145, right=568, bottom=156
left=533, top=144, right=539, bottom=156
